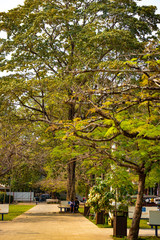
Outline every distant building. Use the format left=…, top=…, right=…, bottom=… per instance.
left=144, top=183, right=160, bottom=196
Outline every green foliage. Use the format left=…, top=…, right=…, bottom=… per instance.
left=145, top=166, right=160, bottom=189
left=0, top=192, right=13, bottom=204
left=86, top=178, right=115, bottom=213
left=0, top=3, right=159, bottom=237
left=10, top=163, right=42, bottom=192
left=105, top=167, right=136, bottom=203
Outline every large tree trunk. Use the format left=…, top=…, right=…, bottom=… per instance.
left=67, top=160, right=76, bottom=200
left=66, top=97, right=76, bottom=201
left=128, top=172, right=146, bottom=240
left=85, top=185, right=90, bottom=200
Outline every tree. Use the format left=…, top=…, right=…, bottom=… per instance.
left=0, top=0, right=160, bottom=221
left=145, top=166, right=160, bottom=194
left=0, top=120, right=50, bottom=191
left=59, top=40, right=160, bottom=239
left=87, top=168, right=135, bottom=211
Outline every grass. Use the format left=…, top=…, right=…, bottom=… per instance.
left=113, top=237, right=160, bottom=240
left=137, top=238, right=160, bottom=240
left=127, top=218, right=151, bottom=229
left=78, top=206, right=85, bottom=214
left=0, top=204, right=34, bottom=221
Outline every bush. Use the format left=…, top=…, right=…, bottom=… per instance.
left=0, top=192, right=13, bottom=203
left=86, top=178, right=115, bottom=213
left=117, top=203, right=128, bottom=212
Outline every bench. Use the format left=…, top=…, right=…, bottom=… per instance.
left=58, top=201, right=70, bottom=213
left=148, top=211, right=160, bottom=237
left=0, top=204, right=9, bottom=221
left=46, top=199, right=59, bottom=204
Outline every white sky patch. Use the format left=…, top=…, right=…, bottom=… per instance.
left=136, top=0, right=160, bottom=13
left=0, top=0, right=25, bottom=38
left=0, top=0, right=24, bottom=12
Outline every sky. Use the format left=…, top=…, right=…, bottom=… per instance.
left=0, top=0, right=24, bottom=12
left=0, top=0, right=160, bottom=13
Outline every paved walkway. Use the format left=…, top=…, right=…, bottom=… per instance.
left=0, top=204, right=159, bottom=240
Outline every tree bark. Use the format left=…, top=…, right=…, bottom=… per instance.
left=66, top=95, right=76, bottom=201
left=85, top=185, right=90, bottom=200
left=128, top=172, right=146, bottom=240
left=67, top=160, right=76, bottom=200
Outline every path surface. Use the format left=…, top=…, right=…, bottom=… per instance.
left=0, top=204, right=113, bottom=240
left=0, top=204, right=159, bottom=240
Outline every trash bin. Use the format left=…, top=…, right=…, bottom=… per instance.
left=113, top=211, right=127, bottom=237
left=96, top=210, right=105, bottom=224
left=84, top=205, right=90, bottom=216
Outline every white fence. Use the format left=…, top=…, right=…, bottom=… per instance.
left=7, top=192, right=34, bottom=202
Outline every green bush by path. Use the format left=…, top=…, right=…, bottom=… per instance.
left=0, top=204, right=34, bottom=221
left=0, top=192, right=13, bottom=203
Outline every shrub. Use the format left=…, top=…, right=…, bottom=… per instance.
left=0, top=192, right=13, bottom=203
